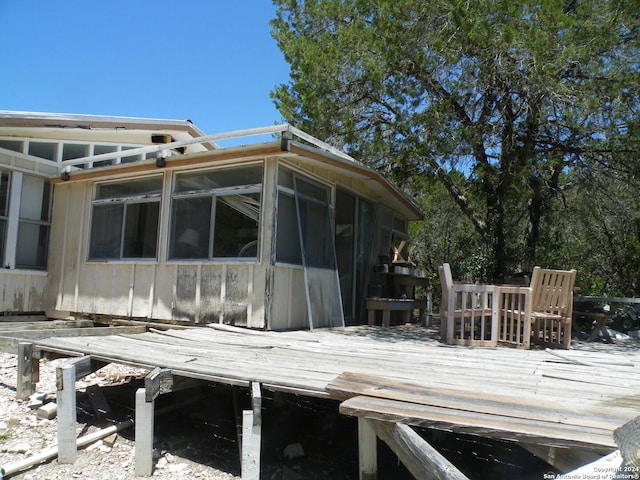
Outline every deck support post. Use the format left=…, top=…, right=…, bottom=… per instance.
left=241, top=382, right=262, bottom=480
left=135, top=377, right=158, bottom=477
left=368, top=419, right=469, bottom=480
left=17, top=342, right=39, bottom=400
left=56, top=362, right=78, bottom=464
left=56, top=355, right=97, bottom=464
left=358, top=418, right=378, bottom=480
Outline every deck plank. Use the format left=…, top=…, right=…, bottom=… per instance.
left=29, top=325, right=640, bottom=451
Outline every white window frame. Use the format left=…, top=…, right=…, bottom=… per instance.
left=169, top=164, right=263, bottom=262
left=1, top=169, right=52, bottom=271
left=88, top=176, right=163, bottom=262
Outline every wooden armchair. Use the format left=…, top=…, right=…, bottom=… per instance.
left=439, top=263, right=498, bottom=346
left=497, top=267, right=576, bottom=349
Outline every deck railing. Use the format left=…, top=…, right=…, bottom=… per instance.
left=60, top=124, right=357, bottom=175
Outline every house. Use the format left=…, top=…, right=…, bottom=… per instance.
left=0, top=111, right=423, bottom=330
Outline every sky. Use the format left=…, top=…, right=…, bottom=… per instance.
left=0, top=1, right=291, bottom=135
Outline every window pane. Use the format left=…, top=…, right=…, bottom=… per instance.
left=296, top=178, right=329, bottom=203
left=0, top=219, right=5, bottom=265
left=28, top=142, right=57, bottom=161
left=16, top=223, right=49, bottom=268
left=0, top=140, right=23, bottom=153
left=277, top=165, right=295, bottom=189
left=96, top=177, right=162, bottom=200
left=20, top=176, right=51, bottom=221
left=170, top=197, right=211, bottom=259
left=89, top=204, right=123, bottom=259
left=275, top=192, right=302, bottom=264
left=0, top=171, right=9, bottom=216
left=93, top=145, right=118, bottom=167
left=298, top=197, right=333, bottom=268
left=213, top=193, right=260, bottom=258
left=123, top=202, right=159, bottom=258
left=120, top=146, right=142, bottom=164
left=62, top=143, right=89, bottom=160
left=175, top=165, right=263, bottom=193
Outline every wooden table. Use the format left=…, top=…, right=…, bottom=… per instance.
left=573, top=311, right=613, bottom=343
left=366, top=298, right=426, bottom=327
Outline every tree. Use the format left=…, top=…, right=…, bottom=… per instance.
left=271, top=0, right=640, bottom=279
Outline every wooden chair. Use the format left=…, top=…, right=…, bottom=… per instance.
left=497, top=267, right=576, bottom=349
left=438, top=263, right=498, bottom=346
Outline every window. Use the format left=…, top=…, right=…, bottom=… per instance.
left=169, top=165, right=262, bottom=260
left=89, top=177, right=162, bottom=260
left=0, top=171, right=9, bottom=264
left=0, top=140, right=23, bottom=153
left=275, top=167, right=333, bottom=266
left=16, top=176, right=51, bottom=269
left=27, top=142, right=57, bottom=161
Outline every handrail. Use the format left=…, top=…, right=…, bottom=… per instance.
left=60, top=124, right=357, bottom=172
left=574, top=295, right=640, bottom=305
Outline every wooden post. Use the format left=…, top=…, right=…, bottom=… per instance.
left=241, top=382, right=262, bottom=480
left=358, top=418, right=378, bottom=480
left=370, top=420, right=469, bottom=480
left=135, top=387, right=155, bottom=477
left=55, top=355, right=99, bottom=464
left=16, top=342, right=39, bottom=400
left=56, top=362, right=77, bottom=464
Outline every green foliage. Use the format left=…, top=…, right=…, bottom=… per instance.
left=0, top=428, right=12, bottom=443
left=272, top=0, right=640, bottom=290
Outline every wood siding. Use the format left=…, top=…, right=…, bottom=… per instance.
left=0, top=271, right=48, bottom=312
left=47, top=181, right=268, bottom=327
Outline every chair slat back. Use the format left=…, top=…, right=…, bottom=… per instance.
left=530, top=267, right=577, bottom=316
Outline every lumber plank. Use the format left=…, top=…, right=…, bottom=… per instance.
left=341, top=395, right=616, bottom=450
left=368, top=419, right=470, bottom=480
left=326, top=372, right=638, bottom=431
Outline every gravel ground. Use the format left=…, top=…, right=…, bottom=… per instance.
left=0, top=353, right=240, bottom=480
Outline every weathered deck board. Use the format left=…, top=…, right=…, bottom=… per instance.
left=29, top=325, right=640, bottom=451
left=340, top=395, right=615, bottom=450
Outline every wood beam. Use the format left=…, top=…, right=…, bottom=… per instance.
left=55, top=355, right=107, bottom=464
left=135, top=387, right=155, bottom=477
left=56, top=362, right=78, bottom=464
left=368, top=419, right=469, bottom=480
left=16, top=342, right=39, bottom=400
left=241, top=382, right=262, bottom=480
left=144, top=367, right=173, bottom=402
left=521, top=443, right=602, bottom=472
left=358, top=417, right=378, bottom=480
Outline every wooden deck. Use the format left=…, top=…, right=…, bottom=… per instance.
left=8, top=323, right=640, bottom=477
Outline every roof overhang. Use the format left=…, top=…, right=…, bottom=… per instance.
left=51, top=136, right=424, bottom=221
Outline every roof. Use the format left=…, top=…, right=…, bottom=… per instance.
left=0, top=110, right=205, bottom=136
left=0, top=112, right=423, bottom=220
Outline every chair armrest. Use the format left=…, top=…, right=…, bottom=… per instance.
left=497, top=285, right=532, bottom=295
left=449, top=283, right=498, bottom=294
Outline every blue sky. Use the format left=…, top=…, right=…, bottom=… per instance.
left=0, top=1, right=291, bottom=134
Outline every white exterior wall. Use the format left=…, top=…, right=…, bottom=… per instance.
left=0, top=149, right=52, bottom=313
left=47, top=171, right=268, bottom=327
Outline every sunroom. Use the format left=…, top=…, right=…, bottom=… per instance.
left=44, top=124, right=423, bottom=330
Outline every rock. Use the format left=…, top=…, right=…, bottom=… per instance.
left=87, top=440, right=104, bottom=451
left=283, top=442, right=305, bottom=460
left=98, top=444, right=112, bottom=453
left=27, top=392, right=45, bottom=409
left=103, top=433, right=118, bottom=447
left=37, top=401, right=58, bottom=420
left=168, top=463, right=189, bottom=473
left=8, top=441, right=31, bottom=453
